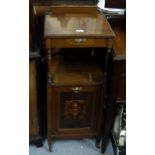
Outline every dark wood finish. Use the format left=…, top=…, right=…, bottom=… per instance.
left=34, top=5, right=98, bottom=16
left=99, top=17, right=126, bottom=153
left=29, top=136, right=43, bottom=147
left=49, top=85, right=102, bottom=135
left=29, top=1, right=125, bottom=151
left=47, top=51, right=104, bottom=151
left=100, top=60, right=124, bottom=153
left=116, top=61, right=126, bottom=102
left=105, top=0, right=126, bottom=8
left=29, top=61, right=39, bottom=137
left=29, top=54, right=43, bottom=147
left=44, top=6, right=115, bottom=152
left=33, top=0, right=126, bottom=7
left=44, top=8, right=115, bottom=40
left=109, top=17, right=126, bottom=103
left=30, top=2, right=126, bottom=153
left=44, top=12, right=114, bottom=38
left=50, top=51, right=104, bottom=86
left=30, top=0, right=38, bottom=51
left=33, top=0, right=97, bottom=5
left=45, top=38, right=113, bottom=48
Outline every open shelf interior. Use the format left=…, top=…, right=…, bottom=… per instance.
left=50, top=48, right=105, bottom=85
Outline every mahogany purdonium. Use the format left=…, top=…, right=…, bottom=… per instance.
left=44, top=6, right=115, bottom=152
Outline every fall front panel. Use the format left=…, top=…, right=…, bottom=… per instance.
left=59, top=92, right=94, bottom=128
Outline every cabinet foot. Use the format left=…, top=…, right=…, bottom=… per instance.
left=29, top=136, right=43, bottom=148
left=36, top=141, right=43, bottom=148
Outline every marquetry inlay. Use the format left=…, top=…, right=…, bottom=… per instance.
left=64, top=100, right=86, bottom=120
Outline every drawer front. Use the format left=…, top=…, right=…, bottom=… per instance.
left=46, top=38, right=113, bottom=48
left=50, top=86, right=102, bottom=135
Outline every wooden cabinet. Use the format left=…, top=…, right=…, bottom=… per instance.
left=43, top=7, right=115, bottom=152
left=29, top=2, right=126, bottom=153
left=29, top=53, right=43, bottom=147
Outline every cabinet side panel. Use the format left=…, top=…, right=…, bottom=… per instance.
left=29, top=61, right=39, bottom=136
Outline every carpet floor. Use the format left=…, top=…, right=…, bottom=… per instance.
left=29, top=138, right=114, bottom=155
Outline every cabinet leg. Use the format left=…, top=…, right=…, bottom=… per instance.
left=36, top=140, right=43, bottom=148
left=48, top=138, right=52, bottom=152
left=95, top=141, right=100, bottom=148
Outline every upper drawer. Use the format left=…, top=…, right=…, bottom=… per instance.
left=46, top=38, right=113, bottom=48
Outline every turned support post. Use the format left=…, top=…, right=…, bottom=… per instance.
left=47, top=49, right=53, bottom=85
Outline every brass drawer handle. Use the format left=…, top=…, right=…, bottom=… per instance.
left=72, top=87, right=83, bottom=93
left=74, top=38, right=86, bottom=43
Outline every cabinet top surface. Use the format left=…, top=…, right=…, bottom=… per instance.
left=44, top=11, right=115, bottom=38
